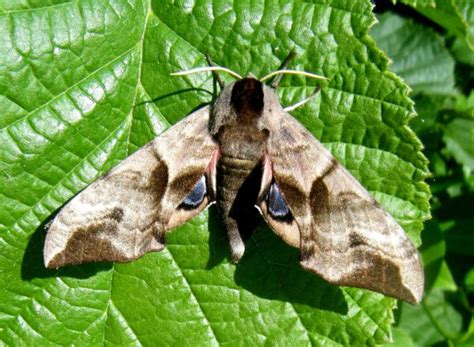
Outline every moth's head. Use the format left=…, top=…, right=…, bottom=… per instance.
left=230, top=77, right=264, bottom=118
left=170, top=64, right=327, bottom=134
left=209, top=77, right=281, bottom=134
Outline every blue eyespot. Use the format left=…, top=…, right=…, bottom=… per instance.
left=265, top=182, right=291, bottom=220
left=181, top=176, right=207, bottom=209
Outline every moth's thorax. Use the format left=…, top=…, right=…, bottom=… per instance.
left=215, top=77, right=269, bottom=163
left=217, top=123, right=268, bottom=161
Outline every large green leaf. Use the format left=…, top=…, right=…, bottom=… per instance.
left=0, top=0, right=430, bottom=344
left=371, top=12, right=456, bottom=96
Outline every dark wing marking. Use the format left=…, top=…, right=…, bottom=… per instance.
left=259, top=107, right=424, bottom=304
left=44, top=106, right=218, bottom=268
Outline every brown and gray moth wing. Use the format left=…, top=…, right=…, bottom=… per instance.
left=259, top=109, right=424, bottom=304
left=44, top=106, right=218, bottom=268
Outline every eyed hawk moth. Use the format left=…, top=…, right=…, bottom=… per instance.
left=44, top=59, right=424, bottom=304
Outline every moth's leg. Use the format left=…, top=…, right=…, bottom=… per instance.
left=283, top=86, right=321, bottom=112
left=271, top=48, right=297, bottom=89
left=205, top=54, right=225, bottom=89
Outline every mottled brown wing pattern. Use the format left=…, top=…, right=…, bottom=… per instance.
left=44, top=106, right=218, bottom=268
left=259, top=108, right=424, bottom=304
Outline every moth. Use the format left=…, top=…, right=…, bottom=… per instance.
left=44, top=55, right=424, bottom=304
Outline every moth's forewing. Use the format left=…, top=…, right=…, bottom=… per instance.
left=44, top=106, right=218, bottom=268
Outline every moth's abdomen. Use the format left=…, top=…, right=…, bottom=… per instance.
left=218, top=156, right=257, bottom=189
left=215, top=123, right=267, bottom=262
left=217, top=154, right=261, bottom=209
left=216, top=153, right=263, bottom=262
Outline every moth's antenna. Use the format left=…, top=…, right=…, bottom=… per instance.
left=205, top=55, right=225, bottom=89
left=171, top=66, right=242, bottom=80
left=260, top=70, right=328, bottom=83
left=272, top=49, right=297, bottom=89
left=283, top=86, right=322, bottom=112
left=261, top=69, right=328, bottom=111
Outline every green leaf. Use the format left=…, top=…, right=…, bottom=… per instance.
left=460, top=319, right=474, bottom=346
left=455, top=90, right=474, bottom=114
left=443, top=118, right=474, bottom=170
left=0, top=0, right=430, bottom=344
left=443, top=218, right=474, bottom=256
left=371, top=12, right=456, bottom=96
left=397, top=289, right=466, bottom=346
left=452, top=37, right=474, bottom=65
left=382, top=327, right=417, bottom=347
left=419, top=220, right=457, bottom=292
left=395, top=0, right=436, bottom=7
left=464, top=268, right=474, bottom=293
left=400, top=0, right=474, bottom=49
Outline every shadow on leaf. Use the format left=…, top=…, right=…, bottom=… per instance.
left=206, top=207, right=230, bottom=268
left=206, top=210, right=348, bottom=313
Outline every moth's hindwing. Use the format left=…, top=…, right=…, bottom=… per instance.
left=44, top=106, right=218, bottom=268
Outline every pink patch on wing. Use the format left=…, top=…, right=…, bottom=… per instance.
left=262, top=151, right=273, bottom=190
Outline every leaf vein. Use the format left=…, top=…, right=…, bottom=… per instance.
left=1, top=46, right=136, bottom=131
left=165, top=249, right=220, bottom=345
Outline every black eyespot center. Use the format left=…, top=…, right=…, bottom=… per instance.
left=179, top=175, right=207, bottom=210
left=265, top=182, right=293, bottom=222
